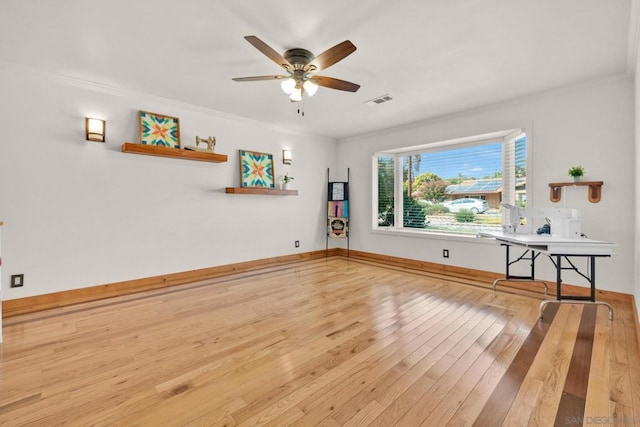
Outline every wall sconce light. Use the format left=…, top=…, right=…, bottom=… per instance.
left=283, top=150, right=292, bottom=165
left=86, top=118, right=105, bottom=142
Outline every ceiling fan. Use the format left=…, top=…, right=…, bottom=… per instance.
left=232, top=36, right=360, bottom=102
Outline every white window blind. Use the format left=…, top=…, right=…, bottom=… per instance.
left=374, top=130, right=527, bottom=235
left=376, top=155, right=395, bottom=226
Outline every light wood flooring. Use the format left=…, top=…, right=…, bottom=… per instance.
left=1, top=257, right=639, bottom=426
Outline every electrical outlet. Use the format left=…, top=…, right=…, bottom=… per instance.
left=295, top=240, right=300, bottom=248
left=443, top=249, right=449, bottom=258
left=11, top=274, right=24, bottom=287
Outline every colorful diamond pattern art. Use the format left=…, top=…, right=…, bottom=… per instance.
left=139, top=111, right=180, bottom=148
left=240, top=150, right=274, bottom=188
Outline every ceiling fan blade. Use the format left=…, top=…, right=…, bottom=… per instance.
left=232, top=75, right=288, bottom=82
left=244, top=36, right=292, bottom=70
left=305, top=40, right=356, bottom=72
left=309, top=76, right=360, bottom=92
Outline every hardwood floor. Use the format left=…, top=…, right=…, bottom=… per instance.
left=1, top=257, right=639, bottom=426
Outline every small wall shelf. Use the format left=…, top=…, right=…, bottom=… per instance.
left=548, top=181, right=603, bottom=203
left=225, top=187, right=298, bottom=196
left=121, top=143, right=228, bottom=163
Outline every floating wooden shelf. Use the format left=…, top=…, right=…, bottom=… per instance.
left=225, top=187, right=298, bottom=196
left=548, top=181, right=603, bottom=203
left=121, top=143, right=227, bottom=163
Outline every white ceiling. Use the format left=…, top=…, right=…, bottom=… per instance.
left=0, top=0, right=634, bottom=140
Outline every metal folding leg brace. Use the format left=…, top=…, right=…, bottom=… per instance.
left=492, top=244, right=548, bottom=295
left=539, top=255, right=613, bottom=320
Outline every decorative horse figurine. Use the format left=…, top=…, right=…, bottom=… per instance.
left=195, top=136, right=216, bottom=151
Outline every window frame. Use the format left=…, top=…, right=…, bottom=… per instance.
left=372, top=128, right=531, bottom=240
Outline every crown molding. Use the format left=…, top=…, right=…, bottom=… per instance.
left=340, top=73, right=631, bottom=144
left=0, top=60, right=336, bottom=142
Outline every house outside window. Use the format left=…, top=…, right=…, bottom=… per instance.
left=374, top=130, right=527, bottom=236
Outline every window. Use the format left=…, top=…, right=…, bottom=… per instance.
left=374, top=130, right=527, bottom=235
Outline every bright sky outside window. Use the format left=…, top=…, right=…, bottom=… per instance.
left=375, top=131, right=526, bottom=236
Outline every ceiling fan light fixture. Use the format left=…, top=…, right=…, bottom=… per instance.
left=280, top=78, right=296, bottom=94
left=289, top=87, right=303, bottom=102
left=303, top=80, right=318, bottom=97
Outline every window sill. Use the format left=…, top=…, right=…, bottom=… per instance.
left=371, top=227, right=496, bottom=245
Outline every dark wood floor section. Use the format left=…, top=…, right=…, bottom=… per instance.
left=473, top=303, right=559, bottom=427
left=0, top=257, right=639, bottom=426
left=554, top=305, right=597, bottom=426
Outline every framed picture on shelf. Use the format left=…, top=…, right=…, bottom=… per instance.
left=240, top=150, right=275, bottom=188
left=139, top=111, right=180, bottom=148
left=329, top=182, right=348, bottom=201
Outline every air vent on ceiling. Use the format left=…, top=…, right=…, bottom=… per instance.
left=364, top=94, right=394, bottom=106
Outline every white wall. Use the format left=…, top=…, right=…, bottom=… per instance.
left=0, top=64, right=337, bottom=300
left=635, top=16, right=640, bottom=313
left=338, top=76, right=635, bottom=294
left=0, top=63, right=635, bottom=300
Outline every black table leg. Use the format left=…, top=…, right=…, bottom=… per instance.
left=556, top=255, right=562, bottom=300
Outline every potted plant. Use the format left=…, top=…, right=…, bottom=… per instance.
left=282, top=174, right=294, bottom=190
left=568, top=165, right=585, bottom=182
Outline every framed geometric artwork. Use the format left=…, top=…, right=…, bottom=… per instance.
left=239, top=150, right=274, bottom=188
left=139, top=111, right=180, bottom=148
